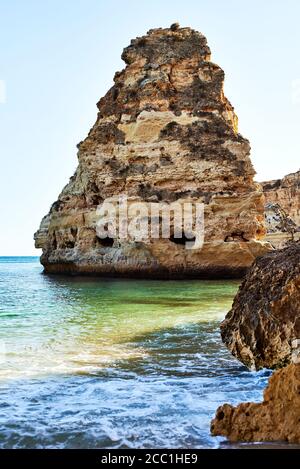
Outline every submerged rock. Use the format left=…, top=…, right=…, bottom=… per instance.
left=35, top=25, right=271, bottom=278
left=211, top=363, right=300, bottom=444
left=221, top=242, right=300, bottom=369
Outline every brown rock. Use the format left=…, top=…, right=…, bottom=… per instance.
left=211, top=363, right=300, bottom=443
left=262, top=170, right=300, bottom=227
left=261, top=171, right=300, bottom=249
left=34, top=26, right=271, bottom=278
left=264, top=203, right=298, bottom=235
left=221, top=242, right=300, bottom=370
left=264, top=202, right=300, bottom=249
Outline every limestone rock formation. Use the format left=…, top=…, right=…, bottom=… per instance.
left=264, top=203, right=298, bottom=235
left=35, top=25, right=271, bottom=278
left=264, top=202, right=299, bottom=248
left=211, top=363, right=300, bottom=443
left=262, top=170, right=300, bottom=226
left=221, top=243, right=300, bottom=370
left=262, top=171, right=300, bottom=248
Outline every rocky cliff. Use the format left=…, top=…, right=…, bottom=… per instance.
left=35, top=25, right=271, bottom=278
left=211, top=363, right=300, bottom=444
left=264, top=202, right=298, bottom=235
left=221, top=243, right=300, bottom=369
left=261, top=171, right=300, bottom=249
left=213, top=242, right=300, bottom=445
left=262, top=170, right=300, bottom=227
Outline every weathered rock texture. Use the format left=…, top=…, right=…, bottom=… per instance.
left=262, top=170, right=300, bottom=227
left=262, top=171, right=300, bottom=249
left=211, top=363, right=300, bottom=443
left=264, top=202, right=300, bottom=249
left=35, top=25, right=271, bottom=278
left=221, top=243, right=300, bottom=370
left=264, top=203, right=298, bottom=235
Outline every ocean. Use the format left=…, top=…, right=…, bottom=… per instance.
left=0, top=256, right=271, bottom=448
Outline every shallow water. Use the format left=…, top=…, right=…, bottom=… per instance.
left=0, top=257, right=273, bottom=448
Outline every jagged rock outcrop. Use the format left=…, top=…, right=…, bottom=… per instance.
left=261, top=171, right=300, bottom=248
left=262, top=170, right=300, bottom=227
left=264, top=202, right=299, bottom=248
left=221, top=243, right=300, bottom=370
left=264, top=203, right=298, bottom=235
left=211, top=363, right=300, bottom=443
left=35, top=25, right=271, bottom=278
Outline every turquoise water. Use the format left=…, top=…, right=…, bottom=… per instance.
left=0, top=257, right=270, bottom=448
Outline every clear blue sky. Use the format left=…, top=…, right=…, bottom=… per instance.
left=0, top=0, right=299, bottom=255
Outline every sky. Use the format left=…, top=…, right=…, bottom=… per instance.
left=0, top=0, right=299, bottom=255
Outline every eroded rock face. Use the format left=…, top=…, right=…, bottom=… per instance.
left=264, top=202, right=298, bottom=235
left=262, top=170, right=300, bottom=227
left=261, top=172, right=300, bottom=249
left=211, top=363, right=300, bottom=443
left=35, top=25, right=271, bottom=278
left=264, top=202, right=300, bottom=248
left=221, top=243, right=300, bottom=369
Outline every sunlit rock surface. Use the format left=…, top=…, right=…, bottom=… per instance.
left=211, top=363, right=300, bottom=444
left=35, top=25, right=271, bottom=278
left=262, top=170, right=300, bottom=227
left=261, top=171, right=300, bottom=249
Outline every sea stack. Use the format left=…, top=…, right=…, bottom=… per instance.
left=35, top=25, right=271, bottom=278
